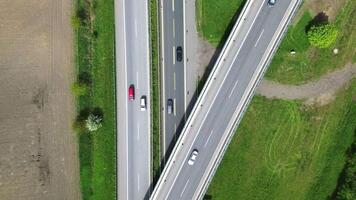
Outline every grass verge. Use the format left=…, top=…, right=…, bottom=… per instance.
left=196, top=0, right=245, bottom=46
left=207, top=79, right=356, bottom=200
left=265, top=0, right=356, bottom=84
left=73, top=0, right=116, bottom=199
left=149, top=0, right=161, bottom=183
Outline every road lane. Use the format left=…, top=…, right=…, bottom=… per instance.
left=116, top=0, right=151, bottom=199
left=151, top=0, right=300, bottom=199
left=161, top=0, right=185, bottom=159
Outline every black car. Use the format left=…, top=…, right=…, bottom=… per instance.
left=176, top=46, right=183, bottom=62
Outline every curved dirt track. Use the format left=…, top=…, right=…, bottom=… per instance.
left=257, top=63, right=356, bottom=101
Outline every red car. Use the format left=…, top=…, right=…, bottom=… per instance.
left=128, top=85, right=135, bottom=101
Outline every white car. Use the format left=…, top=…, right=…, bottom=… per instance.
left=188, top=149, right=199, bottom=166
left=140, top=96, right=147, bottom=111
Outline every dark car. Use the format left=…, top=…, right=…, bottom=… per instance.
left=176, top=46, right=183, bottom=62
left=267, top=0, right=276, bottom=7
left=167, top=99, right=173, bottom=114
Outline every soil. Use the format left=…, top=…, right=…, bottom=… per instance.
left=257, top=63, right=356, bottom=106
left=0, top=0, right=81, bottom=200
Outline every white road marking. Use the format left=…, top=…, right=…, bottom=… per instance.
left=173, top=18, right=176, bottom=39
left=172, top=0, right=175, bottom=12
left=137, top=123, right=140, bottom=140
left=173, top=98, right=176, bottom=116
left=254, top=29, right=264, bottom=47
left=137, top=174, right=140, bottom=192
left=136, top=72, right=139, bottom=88
left=174, top=123, right=177, bottom=132
left=173, top=72, right=176, bottom=90
left=180, top=179, right=190, bottom=197
left=134, top=20, right=138, bottom=37
left=228, top=80, right=239, bottom=98
left=173, top=46, right=176, bottom=65
left=204, top=130, right=214, bottom=147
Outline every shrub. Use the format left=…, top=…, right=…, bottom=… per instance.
left=71, top=82, right=89, bottom=96
left=307, top=23, right=338, bottom=48
left=71, top=14, right=82, bottom=29
left=85, top=113, right=103, bottom=132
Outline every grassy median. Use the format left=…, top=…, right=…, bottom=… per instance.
left=149, top=0, right=161, bottom=183
left=207, top=79, right=356, bottom=200
left=73, top=0, right=116, bottom=199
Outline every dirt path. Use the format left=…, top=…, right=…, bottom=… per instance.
left=257, top=63, right=356, bottom=104
left=0, top=0, right=80, bottom=200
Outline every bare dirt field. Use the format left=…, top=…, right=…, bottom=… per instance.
left=0, top=0, right=80, bottom=199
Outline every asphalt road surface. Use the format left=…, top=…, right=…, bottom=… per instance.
left=151, top=0, right=299, bottom=199
left=115, top=0, right=151, bottom=199
left=161, top=0, right=185, bottom=158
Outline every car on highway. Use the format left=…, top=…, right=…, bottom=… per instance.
left=176, top=46, right=183, bottom=62
left=128, top=85, right=135, bottom=101
left=167, top=99, right=173, bottom=114
left=267, top=0, right=276, bottom=7
left=188, top=149, right=199, bottom=165
left=140, top=96, right=147, bottom=111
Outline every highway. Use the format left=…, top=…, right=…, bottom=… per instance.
left=160, top=0, right=186, bottom=158
left=150, top=0, right=300, bottom=199
left=115, top=0, right=151, bottom=199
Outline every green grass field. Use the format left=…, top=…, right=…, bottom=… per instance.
left=74, top=0, right=116, bottom=199
left=196, top=0, right=245, bottom=46
left=266, top=0, right=356, bottom=84
left=207, top=79, right=356, bottom=200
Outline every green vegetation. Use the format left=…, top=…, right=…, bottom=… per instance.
left=196, top=0, right=245, bottom=45
left=207, top=79, right=356, bottom=200
left=73, top=0, right=116, bottom=199
left=333, top=140, right=356, bottom=200
left=266, top=0, right=356, bottom=84
left=71, top=82, right=89, bottom=96
left=307, top=23, right=339, bottom=49
left=149, top=0, right=161, bottom=182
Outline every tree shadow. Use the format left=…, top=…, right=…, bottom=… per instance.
left=306, top=12, right=329, bottom=32
left=78, top=71, right=92, bottom=85
left=92, top=107, right=104, bottom=120
left=328, top=128, right=356, bottom=199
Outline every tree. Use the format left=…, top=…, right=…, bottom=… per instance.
left=307, top=23, right=338, bottom=48
left=85, top=113, right=103, bottom=132
left=71, top=82, right=89, bottom=96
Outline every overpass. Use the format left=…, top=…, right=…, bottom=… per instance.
left=150, top=0, right=301, bottom=199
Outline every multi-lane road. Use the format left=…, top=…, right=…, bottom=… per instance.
left=115, top=0, right=151, bottom=199
left=161, top=0, right=185, bottom=158
left=151, top=0, right=300, bottom=199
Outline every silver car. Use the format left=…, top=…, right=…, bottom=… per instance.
left=188, top=149, right=199, bottom=166
left=268, top=0, right=276, bottom=7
